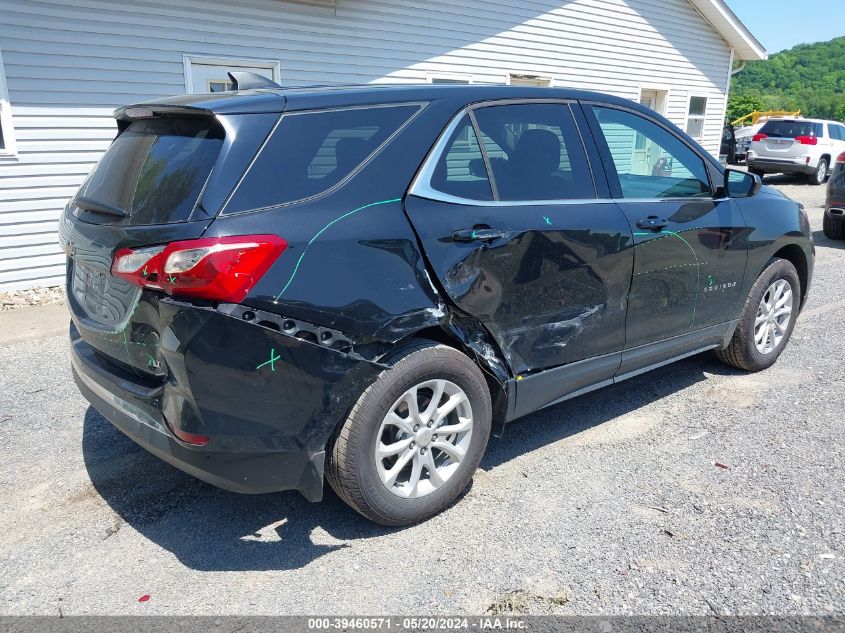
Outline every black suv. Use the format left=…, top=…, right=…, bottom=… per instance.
left=62, top=78, right=814, bottom=525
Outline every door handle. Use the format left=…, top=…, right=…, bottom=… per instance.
left=636, top=216, right=669, bottom=231
left=452, top=228, right=508, bottom=243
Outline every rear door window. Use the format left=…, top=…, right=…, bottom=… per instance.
left=471, top=103, right=595, bottom=201
left=758, top=120, right=823, bottom=139
left=226, top=104, right=421, bottom=212
left=75, top=118, right=224, bottom=225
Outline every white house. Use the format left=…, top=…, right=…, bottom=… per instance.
left=0, top=0, right=765, bottom=291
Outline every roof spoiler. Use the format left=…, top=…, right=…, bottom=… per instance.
left=227, top=71, right=282, bottom=91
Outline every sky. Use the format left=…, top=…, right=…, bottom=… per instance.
left=725, top=0, right=845, bottom=53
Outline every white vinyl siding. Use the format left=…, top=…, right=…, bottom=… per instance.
left=0, top=0, right=733, bottom=290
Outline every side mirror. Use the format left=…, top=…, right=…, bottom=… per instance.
left=725, top=168, right=761, bottom=198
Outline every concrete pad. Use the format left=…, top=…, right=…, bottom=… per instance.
left=0, top=303, right=69, bottom=346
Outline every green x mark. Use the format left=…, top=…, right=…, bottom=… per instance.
left=256, top=348, right=282, bottom=372
left=167, top=274, right=177, bottom=284
left=543, top=215, right=552, bottom=226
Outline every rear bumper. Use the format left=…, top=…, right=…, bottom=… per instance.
left=70, top=301, right=383, bottom=499
left=747, top=157, right=816, bottom=174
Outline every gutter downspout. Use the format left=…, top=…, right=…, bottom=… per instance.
left=731, top=61, right=747, bottom=75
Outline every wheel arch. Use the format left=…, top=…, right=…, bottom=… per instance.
left=771, top=243, right=809, bottom=307
left=404, top=323, right=512, bottom=434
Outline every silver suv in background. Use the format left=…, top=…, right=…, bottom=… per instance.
left=747, top=118, right=845, bottom=185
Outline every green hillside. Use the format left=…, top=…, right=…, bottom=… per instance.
left=729, top=36, right=845, bottom=122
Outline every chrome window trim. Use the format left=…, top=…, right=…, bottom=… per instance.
left=409, top=98, right=716, bottom=207
left=410, top=98, right=601, bottom=207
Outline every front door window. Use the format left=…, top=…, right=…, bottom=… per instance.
left=590, top=106, right=711, bottom=199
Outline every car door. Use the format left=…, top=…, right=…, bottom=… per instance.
left=404, top=101, right=634, bottom=386
left=831, top=123, right=845, bottom=156
left=581, top=103, right=748, bottom=366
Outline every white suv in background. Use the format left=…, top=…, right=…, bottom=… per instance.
left=747, top=118, right=845, bottom=185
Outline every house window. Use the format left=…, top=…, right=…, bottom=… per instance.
left=686, top=96, right=708, bottom=140
left=508, top=74, right=552, bottom=87
left=208, top=80, right=234, bottom=93
left=427, top=73, right=472, bottom=85
left=0, top=50, right=16, bottom=156
left=183, top=55, right=280, bottom=94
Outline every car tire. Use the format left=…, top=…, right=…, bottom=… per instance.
left=808, top=158, right=828, bottom=185
left=716, top=258, right=800, bottom=372
left=748, top=168, right=765, bottom=178
left=326, top=339, right=492, bottom=526
left=823, top=212, right=845, bottom=240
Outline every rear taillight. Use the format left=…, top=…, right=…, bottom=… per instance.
left=112, top=235, right=287, bottom=303
left=836, top=152, right=845, bottom=164
left=752, top=133, right=768, bottom=142
left=794, top=135, right=818, bottom=145
left=170, top=427, right=210, bottom=446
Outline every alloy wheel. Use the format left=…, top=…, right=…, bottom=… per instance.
left=754, top=279, right=793, bottom=355
left=375, top=379, right=473, bottom=499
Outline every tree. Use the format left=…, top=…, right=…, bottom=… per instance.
left=726, top=92, right=765, bottom=123
left=730, top=37, right=845, bottom=121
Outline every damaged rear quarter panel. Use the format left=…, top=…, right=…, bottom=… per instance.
left=157, top=299, right=384, bottom=451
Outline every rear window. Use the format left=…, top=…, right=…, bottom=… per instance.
left=759, top=120, right=823, bottom=139
left=75, top=118, right=224, bottom=225
left=225, top=104, right=421, bottom=212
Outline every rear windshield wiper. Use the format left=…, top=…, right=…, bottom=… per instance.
left=75, top=196, right=127, bottom=218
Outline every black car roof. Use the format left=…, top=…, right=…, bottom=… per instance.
left=119, top=83, right=646, bottom=116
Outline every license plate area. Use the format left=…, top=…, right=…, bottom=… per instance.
left=69, top=258, right=138, bottom=328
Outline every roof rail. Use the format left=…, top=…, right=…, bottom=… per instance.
left=227, top=71, right=282, bottom=91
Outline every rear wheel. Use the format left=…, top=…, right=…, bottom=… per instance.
left=716, top=258, right=800, bottom=371
left=808, top=158, right=828, bottom=185
left=823, top=212, right=845, bottom=240
left=326, top=340, right=491, bottom=526
left=748, top=167, right=765, bottom=178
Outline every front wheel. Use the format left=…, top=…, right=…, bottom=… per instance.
left=808, top=158, right=828, bottom=185
left=326, top=340, right=492, bottom=526
left=716, top=258, right=800, bottom=371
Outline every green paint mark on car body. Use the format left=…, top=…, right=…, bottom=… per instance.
left=543, top=215, right=552, bottom=226
left=275, top=198, right=401, bottom=301
left=256, top=348, right=282, bottom=372
left=633, top=228, right=701, bottom=326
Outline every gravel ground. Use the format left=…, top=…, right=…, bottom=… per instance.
left=0, top=176, right=843, bottom=616
left=0, top=286, right=64, bottom=310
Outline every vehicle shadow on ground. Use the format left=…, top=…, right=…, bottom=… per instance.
left=82, top=352, right=735, bottom=572
left=482, top=353, right=735, bottom=469
left=758, top=174, right=812, bottom=187
left=812, top=230, right=845, bottom=249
